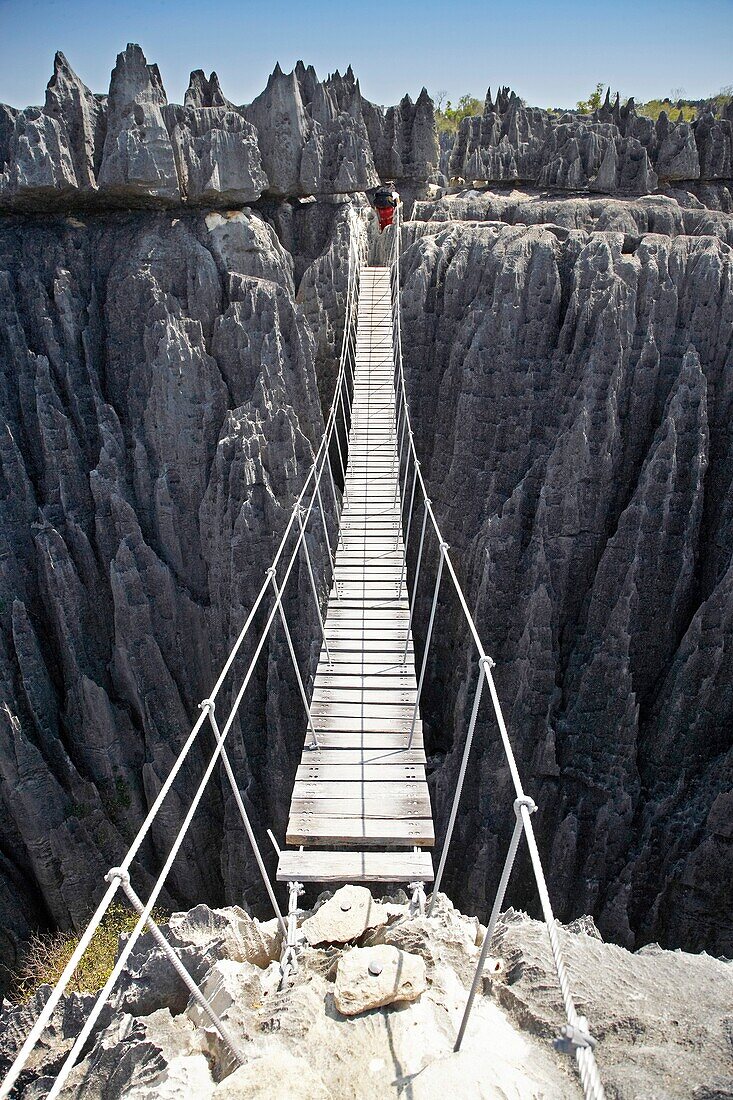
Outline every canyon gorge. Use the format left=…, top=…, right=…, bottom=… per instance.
left=0, top=41, right=732, bottom=1007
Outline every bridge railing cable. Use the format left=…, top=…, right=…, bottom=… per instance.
left=0, top=210, right=369, bottom=1100
left=386, top=205, right=605, bottom=1100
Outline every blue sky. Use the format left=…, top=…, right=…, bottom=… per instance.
left=0, top=0, right=730, bottom=110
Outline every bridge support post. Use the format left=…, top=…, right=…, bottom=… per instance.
left=427, top=654, right=494, bottom=917
left=279, top=881, right=304, bottom=988
left=454, top=796, right=536, bottom=1052
left=407, top=541, right=447, bottom=749
left=297, top=509, right=332, bottom=666
left=403, top=501, right=430, bottom=663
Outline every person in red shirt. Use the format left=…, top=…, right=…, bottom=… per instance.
left=374, top=183, right=400, bottom=231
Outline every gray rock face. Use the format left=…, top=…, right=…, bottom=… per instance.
left=0, top=48, right=438, bottom=210
left=492, top=908, right=733, bottom=1100
left=363, top=87, right=440, bottom=184
left=0, top=201, right=355, bottom=988
left=446, top=85, right=733, bottom=193
left=414, top=187, right=733, bottom=246
left=243, top=62, right=380, bottom=197
left=396, top=208, right=733, bottom=956
left=97, top=44, right=180, bottom=202
left=165, top=105, right=267, bottom=205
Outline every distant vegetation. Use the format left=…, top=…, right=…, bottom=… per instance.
left=576, top=82, right=609, bottom=114
left=434, top=92, right=484, bottom=133
left=432, top=84, right=732, bottom=131
left=10, top=902, right=167, bottom=1003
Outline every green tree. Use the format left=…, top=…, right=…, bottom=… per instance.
left=435, top=93, right=484, bottom=134
left=576, top=82, right=606, bottom=113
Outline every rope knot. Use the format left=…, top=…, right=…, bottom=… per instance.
left=105, top=866, right=130, bottom=887
left=480, top=655, right=496, bottom=670
left=199, top=698, right=216, bottom=715
left=554, top=1019, right=597, bottom=1054
left=513, top=795, right=537, bottom=817
left=265, top=566, right=276, bottom=578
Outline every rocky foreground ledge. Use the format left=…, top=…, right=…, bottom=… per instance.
left=1, top=889, right=730, bottom=1098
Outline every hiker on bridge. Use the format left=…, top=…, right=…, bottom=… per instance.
left=373, top=183, right=400, bottom=231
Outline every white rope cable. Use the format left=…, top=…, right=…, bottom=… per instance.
left=1, top=210, right=368, bottom=1100
left=387, top=206, right=605, bottom=1100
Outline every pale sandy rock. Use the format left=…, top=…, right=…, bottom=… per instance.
left=204, top=209, right=295, bottom=294
left=300, top=885, right=390, bottom=946
left=4, top=892, right=731, bottom=1098
left=166, top=904, right=281, bottom=969
left=212, top=1051, right=329, bottom=1099
left=186, top=959, right=262, bottom=1074
left=334, top=944, right=427, bottom=1015
left=53, top=1009, right=215, bottom=1100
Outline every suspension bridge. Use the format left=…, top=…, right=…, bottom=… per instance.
left=0, top=207, right=605, bottom=1100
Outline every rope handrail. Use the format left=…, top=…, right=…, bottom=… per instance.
left=386, top=205, right=605, bottom=1100
left=0, top=209, right=369, bottom=1100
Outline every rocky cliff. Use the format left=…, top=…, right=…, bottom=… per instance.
left=398, top=196, right=733, bottom=957
left=1, top=44, right=732, bottom=1000
left=447, top=85, right=733, bottom=193
left=0, top=194, right=376, bottom=990
left=0, top=46, right=439, bottom=210
left=1, top=890, right=731, bottom=1098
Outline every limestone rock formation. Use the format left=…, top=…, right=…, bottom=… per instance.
left=300, top=885, right=389, bottom=945
left=333, top=943, right=427, bottom=1014
left=444, top=84, right=733, bottom=193
left=97, top=43, right=180, bottom=202
left=0, top=201, right=356, bottom=988
left=396, top=209, right=733, bottom=956
left=0, top=47, right=438, bottom=210
left=413, top=187, right=733, bottom=246
left=1, top=893, right=730, bottom=1098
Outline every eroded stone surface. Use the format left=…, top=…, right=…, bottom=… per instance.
left=396, top=212, right=733, bottom=957
left=0, top=47, right=438, bottom=210
left=301, top=885, right=390, bottom=946
left=334, top=944, right=427, bottom=1016
left=5, top=891, right=728, bottom=1099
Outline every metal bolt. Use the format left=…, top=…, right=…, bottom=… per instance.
left=340, top=902, right=352, bottom=912
left=368, top=960, right=383, bottom=977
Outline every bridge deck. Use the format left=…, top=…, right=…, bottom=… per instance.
left=279, top=266, right=434, bottom=882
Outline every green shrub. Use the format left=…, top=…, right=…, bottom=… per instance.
left=10, top=902, right=167, bottom=1003
left=638, top=98, right=697, bottom=122
left=435, top=93, right=484, bottom=134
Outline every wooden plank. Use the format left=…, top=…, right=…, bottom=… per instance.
left=298, top=747, right=425, bottom=765
left=293, top=780, right=428, bottom=800
left=286, top=816, right=434, bottom=847
left=305, top=734, right=421, bottom=752
left=296, top=764, right=425, bottom=781
left=312, top=693, right=417, bottom=710
left=290, top=791, right=430, bottom=814
left=324, top=633, right=412, bottom=645
left=314, top=673, right=416, bottom=690
left=276, top=849, right=434, bottom=883
left=325, top=619, right=411, bottom=630
left=315, top=661, right=413, bottom=675
left=311, top=701, right=416, bottom=719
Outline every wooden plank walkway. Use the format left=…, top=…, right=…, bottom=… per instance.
left=278, top=266, right=434, bottom=884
